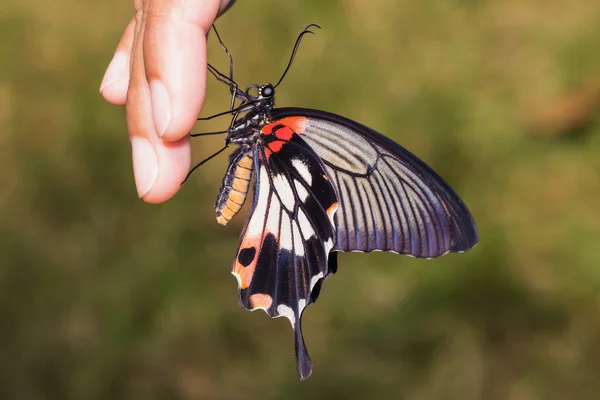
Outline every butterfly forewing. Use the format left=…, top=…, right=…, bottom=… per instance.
left=270, top=108, right=478, bottom=258
left=231, top=122, right=338, bottom=380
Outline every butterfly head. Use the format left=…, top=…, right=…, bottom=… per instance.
left=244, top=83, right=275, bottom=103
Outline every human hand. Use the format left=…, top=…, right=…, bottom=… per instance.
left=100, top=0, right=236, bottom=204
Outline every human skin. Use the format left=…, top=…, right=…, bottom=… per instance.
left=100, top=0, right=235, bottom=204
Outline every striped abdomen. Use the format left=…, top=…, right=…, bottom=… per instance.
left=215, top=148, right=254, bottom=225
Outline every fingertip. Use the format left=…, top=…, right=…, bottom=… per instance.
left=101, top=18, right=135, bottom=105
left=100, top=78, right=129, bottom=105
left=100, top=51, right=130, bottom=105
left=131, top=137, right=158, bottom=198
left=137, top=136, right=192, bottom=204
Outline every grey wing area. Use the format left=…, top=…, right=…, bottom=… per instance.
left=300, top=117, right=478, bottom=258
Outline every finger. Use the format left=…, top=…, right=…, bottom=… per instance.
left=100, top=18, right=135, bottom=105
left=143, top=0, right=222, bottom=141
left=127, top=2, right=192, bottom=203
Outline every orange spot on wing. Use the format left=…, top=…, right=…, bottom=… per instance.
left=250, top=293, right=273, bottom=310
left=277, top=116, right=307, bottom=134
left=234, top=261, right=255, bottom=289
left=327, top=202, right=338, bottom=216
left=233, top=235, right=261, bottom=289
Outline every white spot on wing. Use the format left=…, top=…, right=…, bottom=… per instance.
left=246, top=167, right=270, bottom=238
left=265, top=196, right=281, bottom=235
left=279, top=215, right=292, bottom=251
left=292, top=221, right=305, bottom=257
left=272, top=173, right=296, bottom=211
left=324, top=238, right=334, bottom=253
left=231, top=270, right=242, bottom=288
left=277, top=304, right=296, bottom=328
left=297, top=209, right=316, bottom=239
left=310, top=272, right=324, bottom=291
left=292, top=158, right=312, bottom=186
left=294, top=180, right=309, bottom=202
left=298, top=299, right=306, bottom=314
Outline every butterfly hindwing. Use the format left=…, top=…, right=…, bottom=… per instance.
left=270, top=108, right=479, bottom=258
left=231, top=123, right=338, bottom=380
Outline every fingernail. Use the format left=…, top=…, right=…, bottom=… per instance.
left=150, top=80, right=171, bottom=137
left=131, top=137, right=158, bottom=198
left=100, top=52, right=128, bottom=93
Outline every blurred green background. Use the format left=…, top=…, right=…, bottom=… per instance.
left=3, top=0, right=600, bottom=399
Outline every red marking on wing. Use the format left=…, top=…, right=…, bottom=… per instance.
left=262, top=124, right=275, bottom=135
left=264, top=140, right=285, bottom=160
left=268, top=140, right=285, bottom=153
left=274, top=126, right=294, bottom=141
left=262, top=116, right=307, bottom=136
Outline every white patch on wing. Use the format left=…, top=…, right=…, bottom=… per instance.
left=293, top=180, right=309, bottom=202
left=310, top=272, right=324, bottom=291
left=324, top=238, right=334, bottom=253
left=277, top=304, right=296, bottom=328
left=292, top=158, right=312, bottom=186
left=272, top=173, right=296, bottom=211
left=231, top=270, right=242, bottom=288
left=292, top=221, right=305, bottom=257
left=298, top=299, right=306, bottom=314
left=297, top=209, right=316, bottom=240
left=265, top=196, right=281, bottom=235
left=246, top=167, right=270, bottom=238
left=279, top=215, right=292, bottom=251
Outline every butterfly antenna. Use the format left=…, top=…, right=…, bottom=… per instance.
left=209, top=25, right=248, bottom=109
left=208, top=62, right=248, bottom=103
left=182, top=144, right=229, bottom=184
left=212, top=25, right=234, bottom=91
left=207, top=63, right=236, bottom=89
left=273, top=24, right=321, bottom=89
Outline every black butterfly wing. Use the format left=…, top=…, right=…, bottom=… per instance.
left=270, top=108, right=479, bottom=258
left=231, top=123, right=338, bottom=380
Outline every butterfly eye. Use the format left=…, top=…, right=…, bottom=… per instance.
left=261, top=84, right=274, bottom=97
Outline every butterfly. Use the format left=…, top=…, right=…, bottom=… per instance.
left=188, top=24, right=479, bottom=380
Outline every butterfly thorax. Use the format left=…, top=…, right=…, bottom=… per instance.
left=226, top=83, right=276, bottom=146
left=215, top=83, right=277, bottom=225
